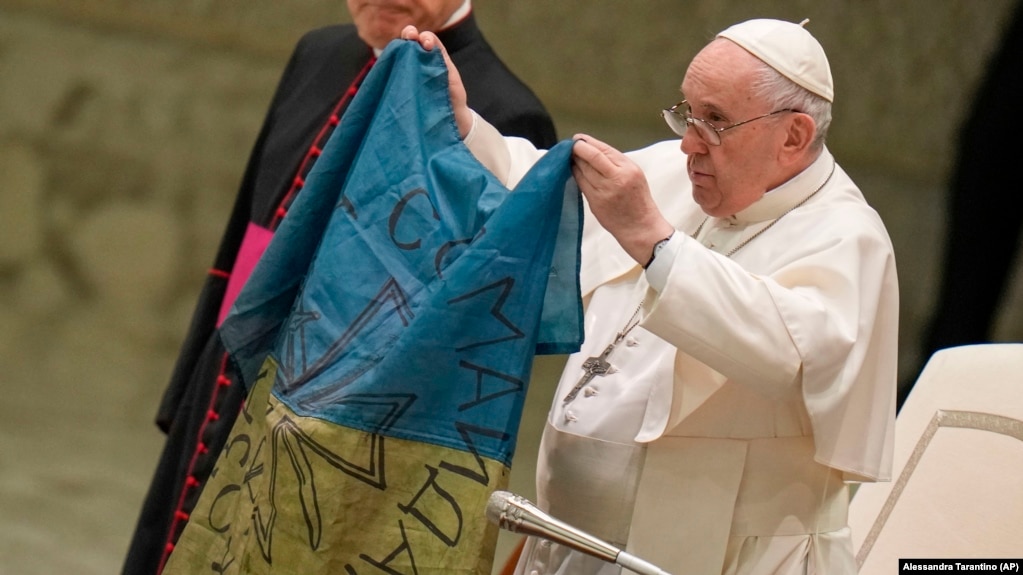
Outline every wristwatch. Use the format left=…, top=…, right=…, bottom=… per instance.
left=644, top=233, right=674, bottom=269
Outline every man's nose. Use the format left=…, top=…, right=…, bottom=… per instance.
left=680, top=126, right=707, bottom=155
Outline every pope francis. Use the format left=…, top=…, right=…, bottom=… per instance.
left=406, top=18, right=898, bottom=575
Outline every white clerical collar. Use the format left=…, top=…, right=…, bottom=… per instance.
left=445, top=0, right=473, bottom=27
left=372, top=0, right=472, bottom=57
left=727, top=147, right=836, bottom=225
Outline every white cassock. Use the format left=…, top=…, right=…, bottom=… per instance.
left=465, top=115, right=899, bottom=575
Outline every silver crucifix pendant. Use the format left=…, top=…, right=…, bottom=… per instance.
left=563, top=342, right=616, bottom=404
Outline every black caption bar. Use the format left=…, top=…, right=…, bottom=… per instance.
left=901, top=560, right=1022, bottom=573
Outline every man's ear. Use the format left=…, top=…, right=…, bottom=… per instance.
left=779, top=113, right=817, bottom=163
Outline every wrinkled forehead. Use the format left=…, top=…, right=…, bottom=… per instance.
left=680, top=39, right=763, bottom=105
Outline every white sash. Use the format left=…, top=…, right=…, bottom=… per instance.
left=536, top=420, right=646, bottom=547
left=627, top=435, right=849, bottom=575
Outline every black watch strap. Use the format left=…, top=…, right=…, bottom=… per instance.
left=644, top=234, right=674, bottom=269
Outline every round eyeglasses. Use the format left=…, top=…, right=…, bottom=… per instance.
left=661, top=100, right=796, bottom=146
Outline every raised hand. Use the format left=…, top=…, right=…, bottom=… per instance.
left=572, top=134, right=675, bottom=265
left=400, top=25, right=473, bottom=138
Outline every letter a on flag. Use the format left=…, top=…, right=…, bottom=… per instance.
left=162, top=40, right=582, bottom=575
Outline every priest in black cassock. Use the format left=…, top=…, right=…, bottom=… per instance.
left=122, top=2, right=557, bottom=573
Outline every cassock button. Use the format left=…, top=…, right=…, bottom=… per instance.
left=584, top=387, right=598, bottom=397
left=539, top=539, right=552, bottom=548
left=626, top=336, right=639, bottom=347
left=563, top=411, right=577, bottom=423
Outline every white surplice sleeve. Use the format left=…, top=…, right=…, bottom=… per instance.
left=462, top=110, right=546, bottom=187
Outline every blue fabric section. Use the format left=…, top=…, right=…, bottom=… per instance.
left=220, top=40, right=581, bottom=466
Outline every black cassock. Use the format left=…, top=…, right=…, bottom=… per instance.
left=123, top=13, right=557, bottom=574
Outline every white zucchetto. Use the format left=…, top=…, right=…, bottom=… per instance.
left=717, top=18, right=835, bottom=102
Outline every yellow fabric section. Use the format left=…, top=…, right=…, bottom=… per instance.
left=164, top=357, right=510, bottom=575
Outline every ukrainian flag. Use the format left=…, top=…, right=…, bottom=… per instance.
left=163, top=40, right=581, bottom=575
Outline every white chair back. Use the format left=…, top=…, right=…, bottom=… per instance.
left=849, top=343, right=1023, bottom=572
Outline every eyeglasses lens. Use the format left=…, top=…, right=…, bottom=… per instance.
left=662, top=104, right=719, bottom=145
left=662, top=109, right=687, bottom=138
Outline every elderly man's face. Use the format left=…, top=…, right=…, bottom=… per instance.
left=348, top=0, right=465, bottom=49
left=679, top=39, right=793, bottom=218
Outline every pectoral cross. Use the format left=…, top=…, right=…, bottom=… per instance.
left=563, top=341, right=616, bottom=404
left=562, top=299, right=644, bottom=406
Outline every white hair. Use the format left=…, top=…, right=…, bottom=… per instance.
left=748, top=59, right=832, bottom=151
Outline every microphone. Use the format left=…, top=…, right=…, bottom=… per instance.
left=485, top=490, right=672, bottom=575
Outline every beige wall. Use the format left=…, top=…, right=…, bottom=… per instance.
left=1, top=1, right=1020, bottom=573
left=2, top=0, right=1017, bottom=175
